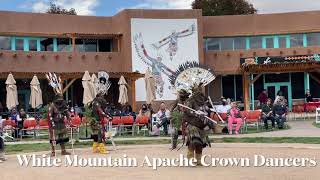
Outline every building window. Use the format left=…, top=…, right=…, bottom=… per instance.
left=75, top=39, right=85, bottom=52
left=234, top=37, right=246, bottom=50
left=57, top=38, right=71, bottom=52
left=222, top=75, right=243, bottom=101
left=253, top=74, right=264, bottom=100
left=278, top=36, right=287, bottom=48
left=220, top=38, right=233, bottom=50
left=29, top=39, right=38, bottom=51
left=265, top=37, right=274, bottom=48
left=40, top=38, right=54, bottom=51
left=265, top=73, right=289, bottom=83
left=206, top=38, right=220, bottom=51
left=98, top=39, right=112, bottom=52
left=15, top=38, right=24, bottom=51
left=307, top=33, right=320, bottom=46
left=222, top=75, right=235, bottom=100
left=291, top=73, right=305, bottom=99
left=235, top=75, right=243, bottom=101
left=310, top=77, right=320, bottom=98
left=84, top=39, right=98, bottom=52
left=250, top=36, right=262, bottom=49
left=0, top=36, right=11, bottom=50
left=290, top=34, right=303, bottom=47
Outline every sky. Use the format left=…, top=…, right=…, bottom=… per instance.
left=1, top=0, right=320, bottom=16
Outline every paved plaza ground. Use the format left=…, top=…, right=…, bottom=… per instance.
left=1, top=119, right=320, bottom=180
left=1, top=143, right=320, bottom=180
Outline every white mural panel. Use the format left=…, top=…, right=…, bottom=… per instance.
left=131, top=18, right=199, bottom=101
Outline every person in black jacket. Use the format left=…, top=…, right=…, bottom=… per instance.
left=305, top=90, right=313, bottom=102
left=273, top=98, right=287, bottom=129
left=261, top=99, right=274, bottom=130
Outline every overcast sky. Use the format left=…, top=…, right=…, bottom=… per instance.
left=1, top=0, right=320, bottom=16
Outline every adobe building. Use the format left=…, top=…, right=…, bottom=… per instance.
left=0, top=9, right=320, bottom=111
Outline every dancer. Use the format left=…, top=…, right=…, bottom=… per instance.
left=170, top=89, right=190, bottom=150
left=90, top=71, right=112, bottom=154
left=46, top=72, right=71, bottom=156
left=169, top=61, right=216, bottom=166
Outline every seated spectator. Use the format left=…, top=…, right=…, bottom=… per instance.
left=74, top=104, right=83, bottom=118
left=18, top=109, right=27, bottom=136
left=10, top=108, right=21, bottom=138
left=261, top=99, right=275, bottom=130
left=305, top=90, right=313, bottom=102
left=227, top=102, right=242, bottom=135
left=138, top=104, right=150, bottom=118
left=156, top=102, right=170, bottom=136
left=273, top=98, right=287, bottom=129
left=216, top=99, right=231, bottom=113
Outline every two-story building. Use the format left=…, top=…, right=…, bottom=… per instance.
left=0, top=9, right=320, bottom=111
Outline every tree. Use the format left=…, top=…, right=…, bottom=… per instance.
left=46, top=1, right=77, bottom=15
left=192, top=0, right=257, bottom=16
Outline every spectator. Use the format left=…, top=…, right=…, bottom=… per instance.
left=156, top=102, right=171, bottom=136
left=274, top=90, right=284, bottom=105
left=261, top=99, right=275, bottom=130
left=227, top=102, right=242, bottom=135
left=122, top=104, right=133, bottom=116
left=10, top=108, right=20, bottom=138
left=74, top=104, right=83, bottom=118
left=216, top=99, right=231, bottom=113
left=18, top=109, right=27, bottom=135
left=138, top=104, right=151, bottom=118
left=258, top=89, right=268, bottom=106
left=273, top=97, right=287, bottom=129
left=305, top=90, right=313, bottom=102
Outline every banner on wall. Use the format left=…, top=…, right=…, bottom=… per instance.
left=240, top=54, right=320, bottom=66
left=131, top=18, right=199, bottom=101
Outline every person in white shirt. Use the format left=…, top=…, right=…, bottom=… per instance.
left=156, top=102, right=171, bottom=135
left=216, top=99, right=231, bottom=113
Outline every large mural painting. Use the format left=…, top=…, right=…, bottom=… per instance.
left=131, top=18, right=199, bottom=101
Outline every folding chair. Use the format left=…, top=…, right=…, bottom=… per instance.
left=111, top=116, right=123, bottom=135
left=69, top=116, right=82, bottom=140
left=292, top=105, right=305, bottom=120
left=3, top=119, right=16, bottom=138
left=21, top=118, right=37, bottom=140
left=244, top=110, right=261, bottom=132
left=135, top=115, right=149, bottom=135
left=121, top=116, right=135, bottom=136
left=37, top=119, right=49, bottom=137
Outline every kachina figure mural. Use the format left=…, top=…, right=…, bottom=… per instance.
left=151, top=24, right=196, bottom=61
left=133, top=23, right=196, bottom=98
left=134, top=33, right=175, bottom=97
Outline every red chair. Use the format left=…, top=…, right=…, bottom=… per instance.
left=69, top=116, right=82, bottom=140
left=111, top=116, right=122, bottom=126
left=135, top=115, right=149, bottom=135
left=3, top=119, right=16, bottom=137
left=21, top=119, right=37, bottom=139
left=292, top=105, right=305, bottom=120
left=219, top=113, right=228, bottom=121
left=38, top=119, right=49, bottom=129
left=244, top=110, right=261, bottom=132
left=121, top=116, right=135, bottom=135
